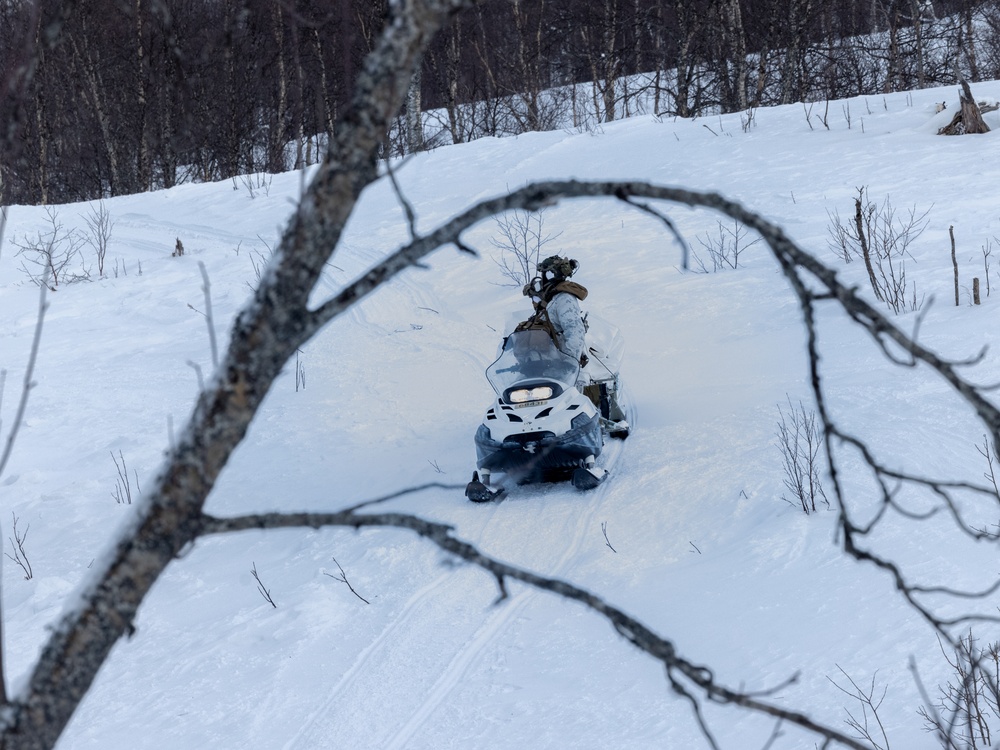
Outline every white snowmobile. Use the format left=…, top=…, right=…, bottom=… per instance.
left=465, top=313, right=629, bottom=503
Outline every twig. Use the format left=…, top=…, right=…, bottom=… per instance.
left=0, top=280, right=48, bottom=479
left=601, top=521, right=617, bottom=553
left=951, top=225, right=959, bottom=307
left=324, top=557, right=370, bottom=604
left=111, top=451, right=133, bottom=505
left=198, top=261, right=219, bottom=369
left=250, top=562, right=276, bottom=608
left=294, top=349, right=305, bottom=392
left=619, top=197, right=691, bottom=270
left=384, top=157, right=418, bottom=240
left=186, top=360, right=205, bottom=392
left=5, top=513, right=33, bottom=581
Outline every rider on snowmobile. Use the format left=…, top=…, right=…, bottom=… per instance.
left=521, top=255, right=589, bottom=368
left=464, top=255, right=630, bottom=501
left=521, top=256, right=627, bottom=428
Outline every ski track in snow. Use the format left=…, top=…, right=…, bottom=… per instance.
left=284, top=439, right=628, bottom=750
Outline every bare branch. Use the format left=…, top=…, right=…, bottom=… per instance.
left=0, top=282, right=48, bottom=480
left=197, top=261, right=219, bottom=370
left=324, top=557, right=370, bottom=604
left=250, top=562, right=276, bottom=608
left=199, top=506, right=870, bottom=750
left=4, top=513, right=32, bottom=581
left=384, top=157, right=419, bottom=241
left=0, top=3, right=473, bottom=746
left=601, top=521, right=617, bottom=553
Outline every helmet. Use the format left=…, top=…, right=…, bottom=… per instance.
left=537, top=255, right=579, bottom=279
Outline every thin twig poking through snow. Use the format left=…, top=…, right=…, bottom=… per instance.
left=250, top=562, right=276, bottom=609
left=601, top=521, right=617, bottom=553
left=5, top=513, right=32, bottom=581
left=325, top=557, right=370, bottom=604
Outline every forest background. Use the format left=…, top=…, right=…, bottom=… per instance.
left=0, top=0, right=993, bottom=205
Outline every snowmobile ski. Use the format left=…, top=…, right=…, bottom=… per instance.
left=572, top=465, right=608, bottom=491
left=465, top=472, right=506, bottom=503
left=606, top=419, right=630, bottom=440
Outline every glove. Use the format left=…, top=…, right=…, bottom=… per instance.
left=579, top=354, right=589, bottom=368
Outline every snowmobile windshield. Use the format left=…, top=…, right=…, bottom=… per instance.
left=486, top=329, right=580, bottom=396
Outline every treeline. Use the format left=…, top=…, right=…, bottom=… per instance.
left=1, top=0, right=997, bottom=205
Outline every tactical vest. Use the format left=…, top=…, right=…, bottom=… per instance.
left=514, top=279, right=588, bottom=339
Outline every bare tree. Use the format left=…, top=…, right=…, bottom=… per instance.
left=827, top=186, right=929, bottom=313
left=918, top=632, right=1000, bottom=749
left=80, top=200, right=114, bottom=278
left=776, top=397, right=829, bottom=514
left=490, top=207, right=561, bottom=285
left=829, top=666, right=892, bottom=750
left=12, top=206, right=88, bottom=289
left=692, top=217, right=760, bottom=272
left=6, top=3, right=1000, bottom=750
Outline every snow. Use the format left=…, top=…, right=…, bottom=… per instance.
left=3, top=81, right=1000, bottom=749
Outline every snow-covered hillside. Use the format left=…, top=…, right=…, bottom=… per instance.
left=3, top=82, right=1000, bottom=749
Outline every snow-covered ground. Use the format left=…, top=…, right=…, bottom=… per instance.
left=3, top=82, right=1000, bottom=749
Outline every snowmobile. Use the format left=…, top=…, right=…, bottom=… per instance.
left=465, top=313, right=629, bottom=503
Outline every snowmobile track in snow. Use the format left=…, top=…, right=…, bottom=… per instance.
left=282, top=436, right=629, bottom=750
left=382, top=439, right=627, bottom=750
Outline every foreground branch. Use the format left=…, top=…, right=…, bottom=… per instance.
left=2, top=15, right=996, bottom=747
left=200, top=508, right=870, bottom=750
left=0, top=2, right=469, bottom=747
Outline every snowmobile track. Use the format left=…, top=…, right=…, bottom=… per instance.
left=383, top=437, right=628, bottom=750
left=283, top=427, right=629, bottom=750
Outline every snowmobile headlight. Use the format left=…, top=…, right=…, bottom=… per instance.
left=508, top=386, right=553, bottom=404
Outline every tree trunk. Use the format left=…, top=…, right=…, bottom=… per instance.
left=443, top=18, right=464, bottom=143
left=910, top=0, right=927, bottom=89
left=134, top=0, right=150, bottom=192
left=406, top=68, right=424, bottom=152
left=937, top=79, right=992, bottom=135
left=69, top=34, right=121, bottom=196
left=33, top=14, right=50, bottom=204
left=312, top=27, right=336, bottom=144
left=781, top=0, right=814, bottom=104
left=269, top=0, right=289, bottom=173
left=720, top=0, right=747, bottom=112
left=511, top=0, right=542, bottom=130
left=601, top=0, right=618, bottom=121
